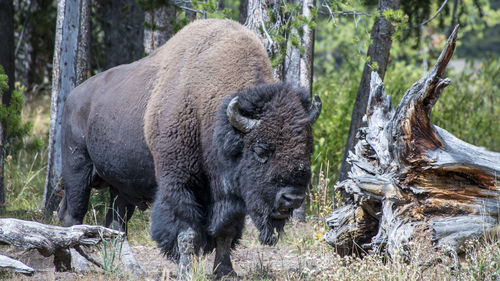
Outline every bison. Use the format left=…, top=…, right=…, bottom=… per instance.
left=59, top=19, right=321, bottom=278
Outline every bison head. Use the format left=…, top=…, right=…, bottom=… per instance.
left=213, top=83, right=321, bottom=245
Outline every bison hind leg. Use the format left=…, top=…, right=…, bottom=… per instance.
left=104, top=188, right=136, bottom=233
left=58, top=158, right=95, bottom=227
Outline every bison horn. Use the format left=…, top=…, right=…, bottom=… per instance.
left=308, top=94, right=322, bottom=124
left=227, top=96, right=261, bottom=133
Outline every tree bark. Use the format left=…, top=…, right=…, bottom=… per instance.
left=101, top=0, right=144, bottom=70
left=144, top=2, right=176, bottom=55
left=325, top=27, right=500, bottom=259
left=43, top=0, right=90, bottom=217
left=0, top=254, right=34, bottom=276
left=288, top=0, right=316, bottom=221
left=0, top=0, right=15, bottom=214
left=338, top=0, right=400, bottom=183
left=0, top=218, right=124, bottom=272
left=239, top=0, right=248, bottom=23
left=245, top=0, right=283, bottom=80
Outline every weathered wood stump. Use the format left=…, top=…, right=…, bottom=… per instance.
left=325, top=26, right=500, bottom=258
left=0, top=218, right=125, bottom=273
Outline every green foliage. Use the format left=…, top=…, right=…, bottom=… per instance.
left=0, top=67, right=42, bottom=154
left=432, top=57, right=500, bottom=151
left=98, top=228, right=123, bottom=273
left=262, top=1, right=317, bottom=67
left=4, top=149, right=47, bottom=211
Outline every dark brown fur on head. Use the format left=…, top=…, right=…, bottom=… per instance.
left=212, top=83, right=314, bottom=245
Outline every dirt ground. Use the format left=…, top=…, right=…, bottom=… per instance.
left=1, top=220, right=329, bottom=280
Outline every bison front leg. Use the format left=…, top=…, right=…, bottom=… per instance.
left=213, top=236, right=236, bottom=279
left=177, top=227, right=197, bottom=279
left=150, top=178, right=205, bottom=280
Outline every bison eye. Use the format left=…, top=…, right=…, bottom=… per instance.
left=253, top=144, right=273, bottom=163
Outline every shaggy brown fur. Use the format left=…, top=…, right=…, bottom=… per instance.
left=144, top=19, right=275, bottom=151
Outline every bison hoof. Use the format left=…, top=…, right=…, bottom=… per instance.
left=213, top=267, right=237, bottom=280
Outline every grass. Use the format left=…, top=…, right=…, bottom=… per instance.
left=2, top=93, right=500, bottom=280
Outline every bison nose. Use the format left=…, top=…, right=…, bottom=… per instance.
left=278, top=192, right=305, bottom=210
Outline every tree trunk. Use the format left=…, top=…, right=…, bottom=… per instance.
left=43, top=0, right=90, bottom=217
left=12, top=0, right=32, bottom=88
left=325, top=27, right=500, bottom=259
left=288, top=0, right=316, bottom=221
left=0, top=0, right=15, bottom=214
left=144, top=3, right=176, bottom=55
left=338, top=0, right=400, bottom=183
left=101, top=0, right=144, bottom=70
left=245, top=0, right=283, bottom=80
left=239, top=0, right=248, bottom=24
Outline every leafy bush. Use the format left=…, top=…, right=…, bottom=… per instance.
left=0, top=67, right=42, bottom=154
left=0, top=66, right=45, bottom=212
left=432, top=57, right=500, bottom=152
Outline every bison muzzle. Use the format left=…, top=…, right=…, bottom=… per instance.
left=59, top=19, right=321, bottom=278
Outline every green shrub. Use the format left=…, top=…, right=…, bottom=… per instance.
left=0, top=66, right=45, bottom=212
left=0, top=67, right=43, bottom=154
left=432, top=57, right=500, bottom=152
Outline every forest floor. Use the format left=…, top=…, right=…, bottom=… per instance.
left=2, top=213, right=499, bottom=280
left=1, top=217, right=333, bottom=281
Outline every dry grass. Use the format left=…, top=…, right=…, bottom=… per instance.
left=3, top=179, right=500, bottom=280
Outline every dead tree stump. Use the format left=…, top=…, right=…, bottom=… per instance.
left=325, top=26, right=500, bottom=258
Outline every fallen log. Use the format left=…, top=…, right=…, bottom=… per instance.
left=325, top=26, right=500, bottom=258
left=0, top=254, right=34, bottom=276
left=0, top=218, right=124, bottom=272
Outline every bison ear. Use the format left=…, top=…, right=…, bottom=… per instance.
left=227, top=96, right=261, bottom=133
left=307, top=94, right=322, bottom=124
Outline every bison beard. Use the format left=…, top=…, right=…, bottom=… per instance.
left=59, top=19, right=321, bottom=279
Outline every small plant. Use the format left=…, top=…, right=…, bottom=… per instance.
left=92, top=209, right=123, bottom=274
left=246, top=253, right=275, bottom=281
left=98, top=233, right=123, bottom=274
left=187, top=255, right=211, bottom=281
left=308, top=164, right=335, bottom=222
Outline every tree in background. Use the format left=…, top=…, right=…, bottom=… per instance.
left=13, top=0, right=56, bottom=90
left=43, top=0, right=90, bottom=217
left=140, top=0, right=177, bottom=54
left=338, top=0, right=400, bottom=183
left=99, top=0, right=145, bottom=70
left=337, top=0, right=500, bottom=182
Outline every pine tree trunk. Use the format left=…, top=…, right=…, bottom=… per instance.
left=338, top=0, right=400, bottom=183
left=289, top=0, right=316, bottom=221
left=0, top=0, right=15, bottom=214
left=144, top=3, right=176, bottom=55
left=325, top=27, right=500, bottom=258
left=43, top=0, right=90, bottom=217
left=101, top=0, right=144, bottom=70
left=245, top=0, right=283, bottom=80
